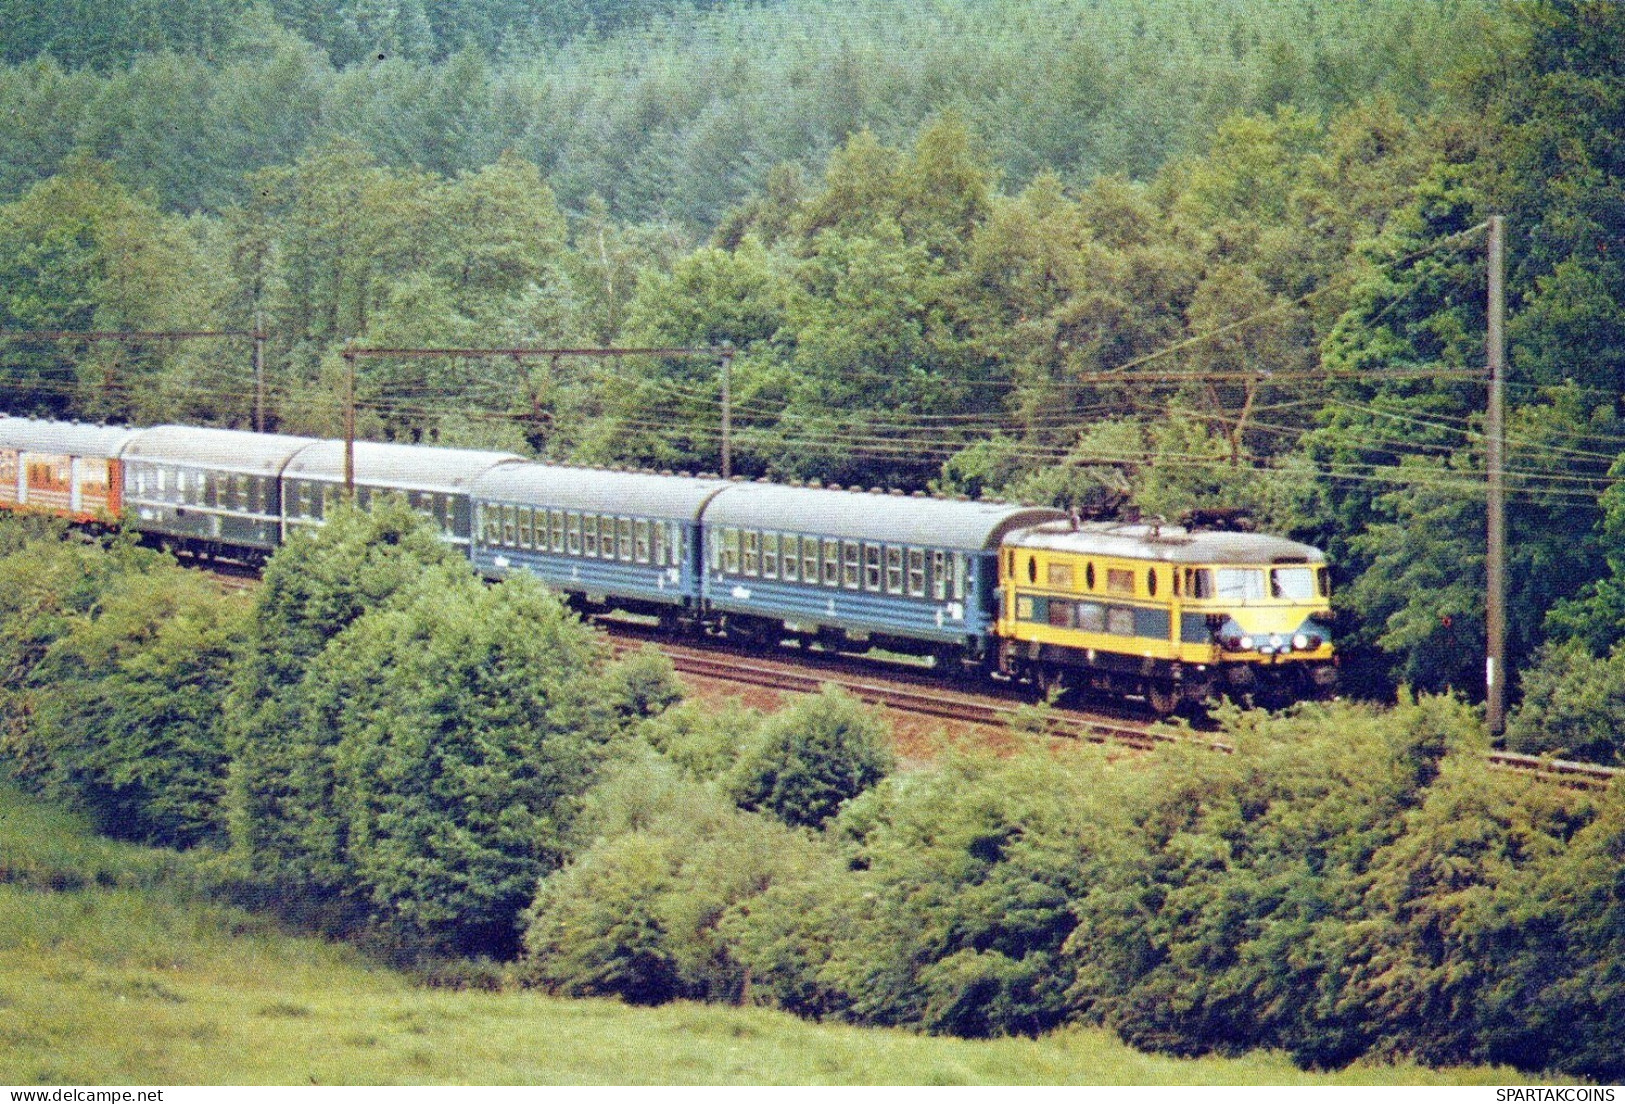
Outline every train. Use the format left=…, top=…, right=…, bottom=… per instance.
left=0, top=416, right=1337, bottom=712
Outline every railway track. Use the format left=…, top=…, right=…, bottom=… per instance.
left=611, top=626, right=1621, bottom=790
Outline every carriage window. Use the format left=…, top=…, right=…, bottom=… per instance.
left=1086, top=562, right=1096, bottom=590
left=518, top=508, right=534, bottom=549
left=763, top=532, right=780, bottom=579
left=1027, top=556, right=1037, bottom=584
left=907, top=549, right=926, bottom=597
left=782, top=535, right=799, bottom=581
left=1270, top=566, right=1316, bottom=600
left=653, top=522, right=666, bottom=566
left=297, top=481, right=313, bottom=516
left=953, top=553, right=967, bottom=601
left=583, top=514, right=600, bottom=557
left=617, top=517, right=633, bottom=561
left=502, top=505, right=517, bottom=546
left=1048, top=563, right=1073, bottom=588
left=1107, top=608, right=1136, bottom=635
left=1048, top=599, right=1075, bottom=628
left=669, top=522, right=683, bottom=566
left=885, top=547, right=903, bottom=594
left=843, top=541, right=861, bottom=589
left=1147, top=569, right=1158, bottom=597
left=743, top=530, right=760, bottom=576
left=567, top=513, right=582, bottom=555
left=1079, top=603, right=1106, bottom=632
left=550, top=510, right=566, bottom=552
left=635, top=520, right=651, bottom=563
left=932, top=551, right=948, bottom=600
left=1107, top=568, right=1135, bottom=595
left=811, top=539, right=828, bottom=584
left=823, top=539, right=840, bottom=586
left=721, top=528, right=740, bottom=573
left=863, top=544, right=882, bottom=592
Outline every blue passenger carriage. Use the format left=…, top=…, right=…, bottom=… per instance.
left=280, top=440, right=523, bottom=550
left=701, top=483, right=1062, bottom=662
left=471, top=464, right=730, bottom=621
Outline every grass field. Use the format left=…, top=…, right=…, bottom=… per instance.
left=0, top=787, right=1511, bottom=1086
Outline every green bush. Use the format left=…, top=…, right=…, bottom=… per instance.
left=728, top=743, right=1106, bottom=1035
left=725, top=687, right=894, bottom=828
left=305, top=569, right=613, bottom=959
left=641, top=697, right=766, bottom=781
left=1505, top=640, right=1625, bottom=764
left=523, top=754, right=829, bottom=1004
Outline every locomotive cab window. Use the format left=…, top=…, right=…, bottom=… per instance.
left=1269, top=566, right=1317, bottom=600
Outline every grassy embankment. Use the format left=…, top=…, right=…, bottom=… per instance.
left=0, top=786, right=1511, bottom=1086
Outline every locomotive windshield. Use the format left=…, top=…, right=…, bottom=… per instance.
left=1269, top=566, right=1318, bottom=600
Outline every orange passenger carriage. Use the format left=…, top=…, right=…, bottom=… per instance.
left=0, top=418, right=142, bottom=524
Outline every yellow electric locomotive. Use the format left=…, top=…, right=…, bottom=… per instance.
left=997, top=518, right=1335, bottom=712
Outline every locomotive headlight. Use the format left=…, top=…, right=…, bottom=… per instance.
left=1239, top=635, right=1255, bottom=651
left=1292, top=632, right=1310, bottom=651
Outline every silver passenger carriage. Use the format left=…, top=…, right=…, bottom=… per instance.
left=281, top=440, right=523, bottom=548
left=121, top=425, right=317, bottom=555
left=471, top=464, right=731, bottom=618
left=702, top=482, right=1063, bottom=659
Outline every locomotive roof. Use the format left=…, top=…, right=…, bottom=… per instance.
left=474, top=463, right=732, bottom=522
left=703, top=482, right=1066, bottom=550
left=1007, top=520, right=1326, bottom=565
left=284, top=440, right=523, bottom=494
left=0, top=417, right=143, bottom=457
left=121, top=424, right=318, bottom=475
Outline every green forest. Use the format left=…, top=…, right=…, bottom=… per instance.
left=2, top=0, right=1622, bottom=710
left=3, top=0, right=1625, bottom=1080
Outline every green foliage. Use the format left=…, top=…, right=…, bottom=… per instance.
left=640, top=697, right=766, bottom=781
left=225, top=500, right=460, bottom=904
left=725, top=687, right=894, bottom=829
left=772, top=744, right=1101, bottom=1036
left=522, top=753, right=827, bottom=1004
left=602, top=646, right=685, bottom=722
left=1504, top=641, right=1625, bottom=764
left=26, top=569, right=248, bottom=848
left=306, top=570, right=612, bottom=958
